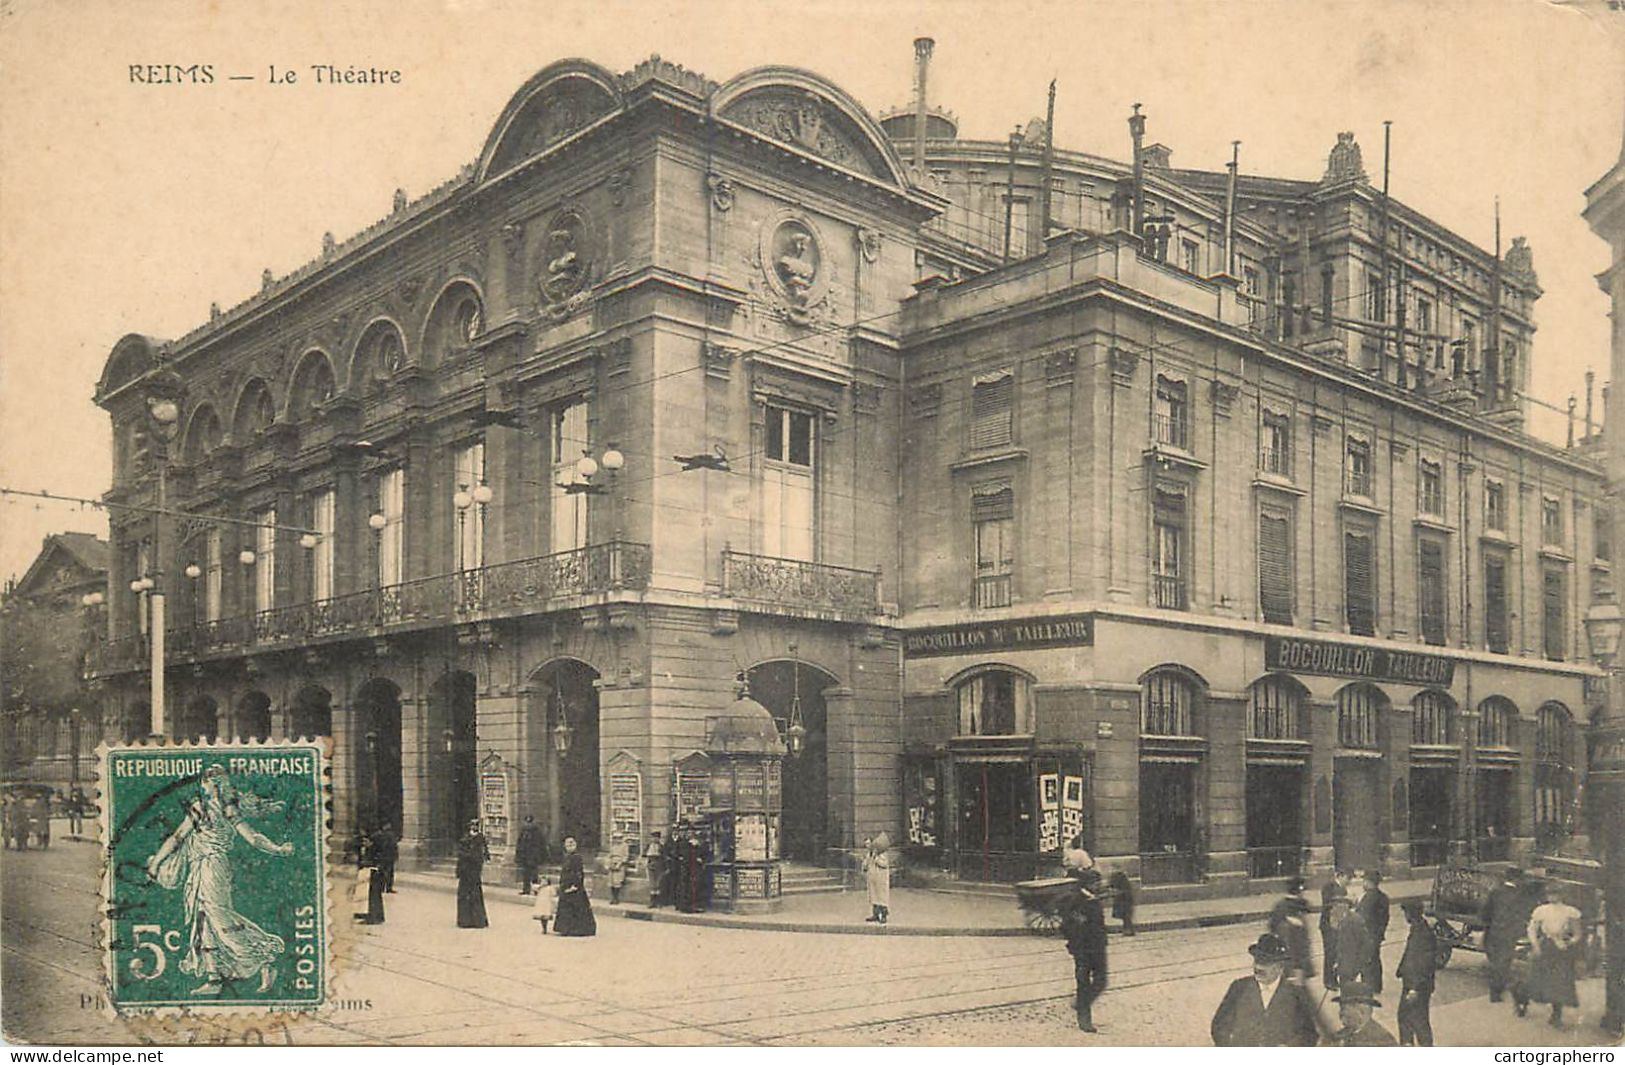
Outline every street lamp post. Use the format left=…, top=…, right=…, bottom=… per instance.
left=141, top=374, right=183, bottom=738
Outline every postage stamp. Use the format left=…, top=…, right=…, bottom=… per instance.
left=100, top=742, right=329, bottom=1013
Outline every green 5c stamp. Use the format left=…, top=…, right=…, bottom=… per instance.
left=102, top=743, right=328, bottom=1012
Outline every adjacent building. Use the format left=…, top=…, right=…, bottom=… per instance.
left=87, top=44, right=1601, bottom=897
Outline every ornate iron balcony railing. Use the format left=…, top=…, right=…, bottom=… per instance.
left=721, top=550, right=882, bottom=617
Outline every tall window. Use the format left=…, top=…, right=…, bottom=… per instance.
left=1412, top=690, right=1453, bottom=746
left=1320, top=265, right=1334, bottom=325
left=970, top=369, right=1014, bottom=450
left=1477, top=697, right=1515, bottom=748
left=308, top=489, right=335, bottom=602
left=1180, top=239, right=1200, bottom=275
left=972, top=483, right=1014, bottom=609
left=1337, top=685, right=1382, bottom=749
left=763, top=405, right=815, bottom=561
left=1344, top=527, right=1376, bottom=636
left=1542, top=497, right=1564, bottom=546
left=956, top=669, right=1031, bottom=736
left=1543, top=565, right=1567, bottom=661
left=1345, top=436, right=1373, bottom=497
left=454, top=442, right=486, bottom=571
left=551, top=401, right=589, bottom=554
left=1417, top=537, right=1447, bottom=646
left=1243, top=266, right=1262, bottom=325
left=1534, top=703, right=1574, bottom=844
left=1260, top=411, right=1292, bottom=476
left=1248, top=676, right=1303, bottom=740
left=1152, top=484, right=1187, bottom=610
left=1416, top=296, right=1433, bottom=338
left=253, top=507, right=276, bottom=614
left=1258, top=508, right=1294, bottom=625
left=1142, top=669, right=1198, bottom=737
left=1154, top=376, right=1188, bottom=449
left=203, top=527, right=222, bottom=624
left=1484, top=552, right=1509, bottom=654
left=1365, top=271, right=1384, bottom=320
left=1419, top=460, right=1444, bottom=516
left=376, top=467, right=405, bottom=587
left=1596, top=506, right=1613, bottom=562
left=1485, top=481, right=1506, bottom=533
left=1461, top=316, right=1478, bottom=364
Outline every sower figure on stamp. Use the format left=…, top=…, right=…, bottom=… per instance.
left=1210, top=933, right=1319, bottom=1047
left=372, top=822, right=398, bottom=894
left=515, top=814, right=547, bottom=895
left=145, top=765, right=292, bottom=995
left=1060, top=869, right=1108, bottom=1033
left=1395, top=899, right=1437, bottom=1046
left=455, top=819, right=490, bottom=929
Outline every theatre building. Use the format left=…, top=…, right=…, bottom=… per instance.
left=86, top=43, right=1604, bottom=895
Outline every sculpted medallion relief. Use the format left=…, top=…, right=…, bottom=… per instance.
left=756, top=213, right=831, bottom=326
left=537, top=208, right=595, bottom=315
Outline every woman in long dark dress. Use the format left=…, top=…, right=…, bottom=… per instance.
left=358, top=831, right=386, bottom=925
left=553, top=836, right=596, bottom=937
left=455, top=820, right=489, bottom=929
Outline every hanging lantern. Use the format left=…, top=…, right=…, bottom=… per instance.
left=551, top=671, right=574, bottom=755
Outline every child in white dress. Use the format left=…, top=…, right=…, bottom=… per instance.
left=532, top=876, right=556, bottom=934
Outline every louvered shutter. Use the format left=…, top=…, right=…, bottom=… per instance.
left=971, top=371, right=1014, bottom=449
left=1258, top=512, right=1293, bottom=624
left=1344, top=531, right=1375, bottom=636
left=1543, top=567, right=1566, bottom=660
left=1484, top=556, right=1508, bottom=653
left=1418, top=539, right=1446, bottom=645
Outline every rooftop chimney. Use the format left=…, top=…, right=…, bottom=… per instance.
left=912, top=37, right=935, bottom=175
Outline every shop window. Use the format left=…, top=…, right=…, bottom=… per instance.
left=1152, top=484, right=1188, bottom=610
left=1142, top=668, right=1199, bottom=737
left=1534, top=702, right=1574, bottom=851
left=1485, top=481, right=1506, bottom=533
left=1542, top=565, right=1567, bottom=661
left=1417, top=536, right=1447, bottom=646
left=970, top=369, right=1014, bottom=450
left=1258, top=508, right=1294, bottom=625
left=1154, top=376, right=1189, bottom=449
left=1139, top=760, right=1198, bottom=883
left=956, top=669, right=1032, bottom=736
left=1484, top=552, right=1509, bottom=653
left=972, top=483, right=1014, bottom=609
left=1248, top=676, right=1303, bottom=740
left=1343, top=526, right=1376, bottom=636
left=1336, top=684, right=1383, bottom=749
left=551, top=401, right=590, bottom=555
left=762, top=404, right=815, bottom=561
left=1477, top=697, right=1516, bottom=748
left=1344, top=437, right=1373, bottom=497
left=1411, top=690, right=1454, bottom=746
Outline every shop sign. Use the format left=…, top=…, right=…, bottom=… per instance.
left=1591, top=724, right=1625, bottom=781
left=1265, top=635, right=1455, bottom=686
left=903, top=613, right=1094, bottom=659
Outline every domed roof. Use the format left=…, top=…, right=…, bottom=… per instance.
left=708, top=695, right=784, bottom=755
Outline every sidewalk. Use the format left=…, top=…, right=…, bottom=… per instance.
left=390, top=866, right=1435, bottom=938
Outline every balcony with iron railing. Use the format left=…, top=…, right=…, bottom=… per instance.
left=1152, top=573, right=1187, bottom=610
left=1152, top=412, right=1189, bottom=451
left=720, top=549, right=884, bottom=620
left=972, top=573, right=1012, bottom=610
left=1258, top=444, right=1291, bottom=477
left=88, top=540, right=652, bottom=676
left=1345, top=468, right=1374, bottom=498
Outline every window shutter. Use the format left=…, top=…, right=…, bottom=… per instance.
left=1543, top=568, right=1566, bottom=660
left=1484, top=556, right=1508, bottom=653
left=1258, top=512, right=1293, bottom=625
left=971, top=484, right=1014, bottom=522
left=1418, top=539, right=1445, bottom=645
left=1344, top=530, right=1374, bottom=636
left=971, top=371, right=1014, bottom=449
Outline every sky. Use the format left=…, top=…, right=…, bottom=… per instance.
left=1, top=0, right=1622, bottom=586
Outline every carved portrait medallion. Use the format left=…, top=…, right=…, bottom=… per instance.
left=537, top=208, right=593, bottom=306
left=759, top=214, right=828, bottom=322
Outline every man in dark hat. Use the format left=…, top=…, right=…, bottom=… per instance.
left=1357, top=869, right=1391, bottom=993
left=1269, top=877, right=1313, bottom=980
left=1395, top=898, right=1438, bottom=1046
left=1059, top=872, right=1109, bottom=1033
left=1211, top=933, right=1320, bottom=1046
left=514, top=814, right=548, bottom=895
left=1483, top=866, right=1531, bottom=1003
left=1326, top=893, right=1374, bottom=991
left=1319, top=870, right=1352, bottom=979
left=371, top=822, right=398, bottom=893
left=1325, top=981, right=1397, bottom=1046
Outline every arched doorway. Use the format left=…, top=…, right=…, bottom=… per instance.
left=289, top=686, right=331, bottom=739
left=237, top=690, right=274, bottom=741
left=532, top=660, right=601, bottom=850
left=354, top=679, right=402, bottom=835
left=745, top=659, right=836, bottom=863
left=179, top=695, right=219, bottom=742
left=430, top=671, right=480, bottom=844
left=1333, top=683, right=1390, bottom=873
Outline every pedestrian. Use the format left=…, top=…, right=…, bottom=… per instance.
left=553, top=835, right=597, bottom=936
left=1520, top=883, right=1582, bottom=1027
left=1062, top=833, right=1093, bottom=876
left=1483, top=866, right=1529, bottom=1002
left=1357, top=869, right=1390, bottom=993
left=532, top=876, right=556, bottom=934
left=1107, top=869, right=1135, bottom=936
left=1060, top=870, right=1109, bottom=1033
left=1268, top=877, right=1313, bottom=980
left=1395, top=899, right=1437, bottom=1046
left=514, top=814, right=547, bottom=895
left=607, top=837, right=628, bottom=905
left=455, top=819, right=489, bottom=929
left=356, top=830, right=385, bottom=926
left=1323, top=981, right=1397, bottom=1046
left=372, top=822, right=398, bottom=894
left=646, top=831, right=666, bottom=908
left=1325, top=893, right=1373, bottom=991
left=68, top=787, right=85, bottom=836
left=659, top=829, right=681, bottom=907
left=864, top=833, right=891, bottom=925
left=1210, top=932, right=1319, bottom=1046
left=1318, top=870, right=1351, bottom=976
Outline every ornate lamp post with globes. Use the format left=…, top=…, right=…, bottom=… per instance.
left=137, top=371, right=183, bottom=738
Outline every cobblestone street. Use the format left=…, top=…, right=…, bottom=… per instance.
left=2, top=838, right=1616, bottom=1046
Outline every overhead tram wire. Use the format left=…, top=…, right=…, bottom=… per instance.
left=0, top=486, right=322, bottom=536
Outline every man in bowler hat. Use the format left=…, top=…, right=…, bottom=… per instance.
left=1324, top=981, right=1397, bottom=1046
left=1395, top=898, right=1439, bottom=1046
left=1210, top=933, right=1320, bottom=1046
left=1059, top=871, right=1109, bottom=1033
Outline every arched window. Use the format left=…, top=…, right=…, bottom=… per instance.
left=1336, top=684, right=1385, bottom=749
left=425, top=283, right=484, bottom=367
left=1477, top=696, right=1516, bottom=748
left=1248, top=675, right=1304, bottom=740
left=1536, top=702, right=1573, bottom=765
left=1411, top=690, right=1454, bottom=746
left=1142, top=668, right=1200, bottom=737
left=955, top=668, right=1032, bottom=736
left=289, top=353, right=336, bottom=420
left=233, top=379, right=276, bottom=439
left=182, top=407, right=224, bottom=464
left=352, top=321, right=405, bottom=395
